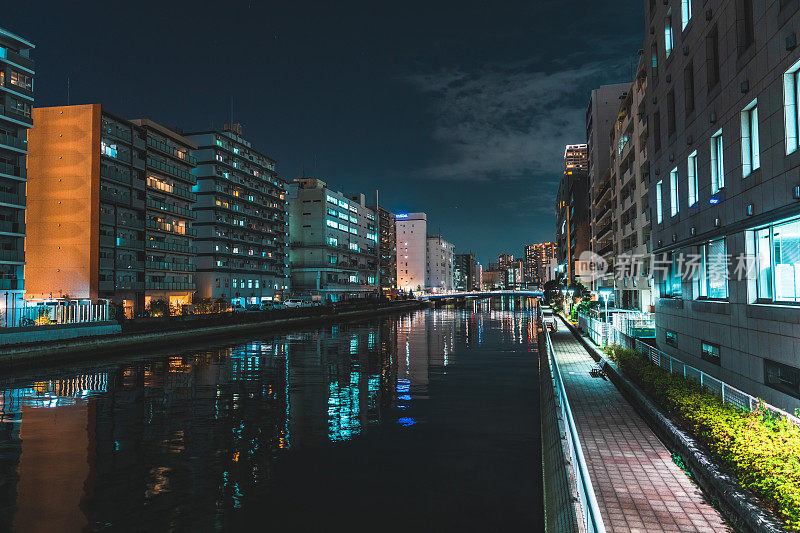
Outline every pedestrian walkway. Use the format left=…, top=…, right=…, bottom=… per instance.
left=549, top=325, right=729, bottom=533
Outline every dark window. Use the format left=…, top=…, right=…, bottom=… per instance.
left=651, top=42, right=659, bottom=80
left=665, top=330, right=677, bottom=345
left=701, top=342, right=721, bottom=366
left=667, top=90, right=676, bottom=135
left=653, top=110, right=662, bottom=152
left=735, top=0, right=754, bottom=54
left=683, top=63, right=695, bottom=115
left=706, top=26, right=720, bottom=89
left=765, top=359, right=800, bottom=398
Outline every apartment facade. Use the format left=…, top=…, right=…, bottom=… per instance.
left=455, top=253, right=478, bottom=292
left=26, top=105, right=196, bottom=316
left=587, top=84, right=630, bottom=293
left=556, top=153, right=591, bottom=284
left=396, top=212, right=427, bottom=293
left=426, top=235, right=455, bottom=292
left=0, top=28, right=33, bottom=326
left=645, top=0, right=800, bottom=409
left=368, top=204, right=396, bottom=298
left=186, top=123, right=289, bottom=307
left=286, top=178, right=378, bottom=301
left=524, top=242, right=557, bottom=286
left=610, top=58, right=654, bottom=311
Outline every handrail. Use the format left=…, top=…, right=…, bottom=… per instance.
left=540, top=306, right=606, bottom=533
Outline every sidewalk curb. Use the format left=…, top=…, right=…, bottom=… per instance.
left=558, top=314, right=785, bottom=533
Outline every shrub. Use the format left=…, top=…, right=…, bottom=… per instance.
left=605, top=344, right=800, bottom=530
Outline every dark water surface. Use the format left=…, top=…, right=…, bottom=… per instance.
left=0, top=298, right=541, bottom=531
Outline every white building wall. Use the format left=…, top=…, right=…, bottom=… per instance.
left=396, top=213, right=427, bottom=292
left=426, top=235, right=455, bottom=292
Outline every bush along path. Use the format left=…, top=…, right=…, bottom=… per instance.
left=606, top=345, right=800, bottom=531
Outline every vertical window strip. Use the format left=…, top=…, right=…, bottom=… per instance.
left=656, top=180, right=664, bottom=223
left=688, top=151, right=698, bottom=206
left=682, top=0, right=692, bottom=30
left=670, top=167, right=679, bottom=216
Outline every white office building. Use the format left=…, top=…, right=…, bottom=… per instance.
left=396, top=212, right=427, bottom=292
left=426, top=235, right=455, bottom=292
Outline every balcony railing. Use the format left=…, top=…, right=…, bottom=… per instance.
left=146, top=198, right=193, bottom=218
left=146, top=240, right=194, bottom=254
left=147, top=137, right=197, bottom=165
left=0, top=278, right=22, bottom=290
left=146, top=179, right=196, bottom=201
left=146, top=261, right=196, bottom=272
left=0, top=220, right=24, bottom=234
left=0, top=249, right=24, bottom=262
left=145, top=281, right=195, bottom=291
left=0, top=161, right=23, bottom=180
left=146, top=220, right=196, bottom=237
left=0, top=132, right=26, bottom=151
left=147, top=157, right=194, bottom=182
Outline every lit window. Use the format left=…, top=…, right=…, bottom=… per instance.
left=349, top=275, right=358, bottom=283
left=670, top=167, right=679, bottom=217
left=696, top=238, right=728, bottom=299
left=656, top=180, right=663, bottom=223
left=752, top=217, right=800, bottom=303
left=687, top=151, right=698, bottom=206
left=349, top=242, right=359, bottom=252
left=701, top=342, right=721, bottom=366
left=741, top=100, right=760, bottom=177
left=328, top=236, right=338, bottom=246
left=326, top=194, right=337, bottom=204
left=710, top=129, right=724, bottom=194
left=326, top=219, right=338, bottom=229
left=681, top=0, right=692, bottom=30
left=665, top=9, right=674, bottom=58
left=101, top=141, right=118, bottom=158
left=784, top=58, right=800, bottom=154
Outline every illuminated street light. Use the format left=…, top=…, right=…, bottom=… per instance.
left=599, top=289, right=613, bottom=323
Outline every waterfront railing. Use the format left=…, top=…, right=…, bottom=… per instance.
left=541, top=306, right=606, bottom=533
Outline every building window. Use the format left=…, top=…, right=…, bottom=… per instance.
left=687, top=151, right=698, bottom=206
left=701, top=342, right=721, bottom=366
left=329, top=256, right=338, bottom=264
left=706, top=26, right=720, bottom=89
left=670, top=167, right=679, bottom=217
left=684, top=63, right=695, bottom=115
left=741, top=100, right=760, bottom=178
left=765, top=359, right=800, bottom=399
left=735, top=0, right=754, bottom=55
left=665, top=9, right=674, bottom=58
left=681, top=0, right=692, bottom=30
left=710, top=129, right=724, bottom=194
left=653, top=111, right=662, bottom=152
left=328, top=236, right=338, bottom=247
left=752, top=217, right=800, bottom=302
left=660, top=252, right=683, bottom=298
left=666, top=330, right=677, bottom=345
left=697, top=238, right=729, bottom=299
left=667, top=90, right=676, bottom=135
left=326, top=219, right=338, bottom=229
left=656, top=180, right=663, bottom=223
left=783, top=58, right=800, bottom=154
left=651, top=42, right=659, bottom=80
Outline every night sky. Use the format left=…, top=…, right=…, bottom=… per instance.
left=6, top=0, right=643, bottom=264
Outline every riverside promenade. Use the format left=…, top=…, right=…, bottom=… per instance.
left=549, top=324, right=728, bottom=532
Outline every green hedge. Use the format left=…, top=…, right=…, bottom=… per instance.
left=605, top=345, right=800, bottom=531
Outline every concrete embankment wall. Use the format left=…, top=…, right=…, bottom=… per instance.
left=0, top=302, right=424, bottom=372
left=0, top=322, right=122, bottom=346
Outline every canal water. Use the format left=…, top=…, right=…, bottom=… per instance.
left=0, top=298, right=542, bottom=531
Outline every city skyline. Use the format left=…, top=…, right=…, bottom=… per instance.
left=3, top=0, right=644, bottom=264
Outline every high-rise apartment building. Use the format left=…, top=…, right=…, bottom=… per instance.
left=524, top=242, right=556, bottom=286
left=396, top=212, right=427, bottom=292
left=0, top=28, right=34, bottom=326
left=556, top=147, right=591, bottom=284
left=644, top=0, right=800, bottom=410
left=455, top=253, right=478, bottom=292
left=286, top=178, right=378, bottom=301
left=367, top=203, right=396, bottom=298
left=497, top=253, right=514, bottom=269
left=587, top=83, right=630, bottom=293
left=564, top=144, right=588, bottom=172
left=186, top=123, right=289, bottom=307
left=26, top=105, right=196, bottom=317
left=426, top=235, right=455, bottom=292
left=609, top=57, right=653, bottom=311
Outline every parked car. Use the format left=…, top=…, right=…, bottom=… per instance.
left=266, top=301, right=287, bottom=310
left=245, top=303, right=262, bottom=311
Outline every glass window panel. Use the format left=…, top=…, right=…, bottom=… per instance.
left=773, top=219, right=800, bottom=302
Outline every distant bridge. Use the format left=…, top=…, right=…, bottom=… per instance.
left=419, top=290, right=544, bottom=301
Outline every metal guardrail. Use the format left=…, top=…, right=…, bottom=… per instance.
left=541, top=306, right=606, bottom=533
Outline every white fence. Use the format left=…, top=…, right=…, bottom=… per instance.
left=584, top=313, right=800, bottom=426
left=14, top=299, right=110, bottom=327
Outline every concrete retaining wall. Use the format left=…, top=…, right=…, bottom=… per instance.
left=0, top=322, right=121, bottom=346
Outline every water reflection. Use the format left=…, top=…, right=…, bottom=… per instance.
left=0, top=297, right=541, bottom=531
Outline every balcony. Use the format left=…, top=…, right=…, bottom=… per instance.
left=116, top=260, right=145, bottom=270
left=0, top=249, right=24, bottom=262
left=0, top=161, right=23, bottom=180
left=0, top=220, right=24, bottom=235
left=598, top=242, right=614, bottom=257
left=3, top=48, right=34, bottom=71
left=146, top=261, right=196, bottom=272
left=0, top=104, right=32, bottom=127
left=147, top=157, right=194, bottom=183
left=146, top=240, right=194, bottom=254
left=146, top=198, right=193, bottom=218
left=0, top=191, right=24, bottom=208
left=146, top=137, right=196, bottom=165
left=595, top=222, right=612, bottom=240
left=146, top=220, right=196, bottom=237
left=0, top=278, right=23, bottom=290
left=145, top=281, right=195, bottom=291
left=0, top=132, right=26, bottom=152
left=146, top=179, right=196, bottom=202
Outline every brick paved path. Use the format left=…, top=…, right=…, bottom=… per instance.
left=550, top=327, right=729, bottom=533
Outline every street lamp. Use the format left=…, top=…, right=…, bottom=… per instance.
left=560, top=289, right=567, bottom=313
left=599, top=289, right=612, bottom=323
left=567, top=289, right=575, bottom=314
